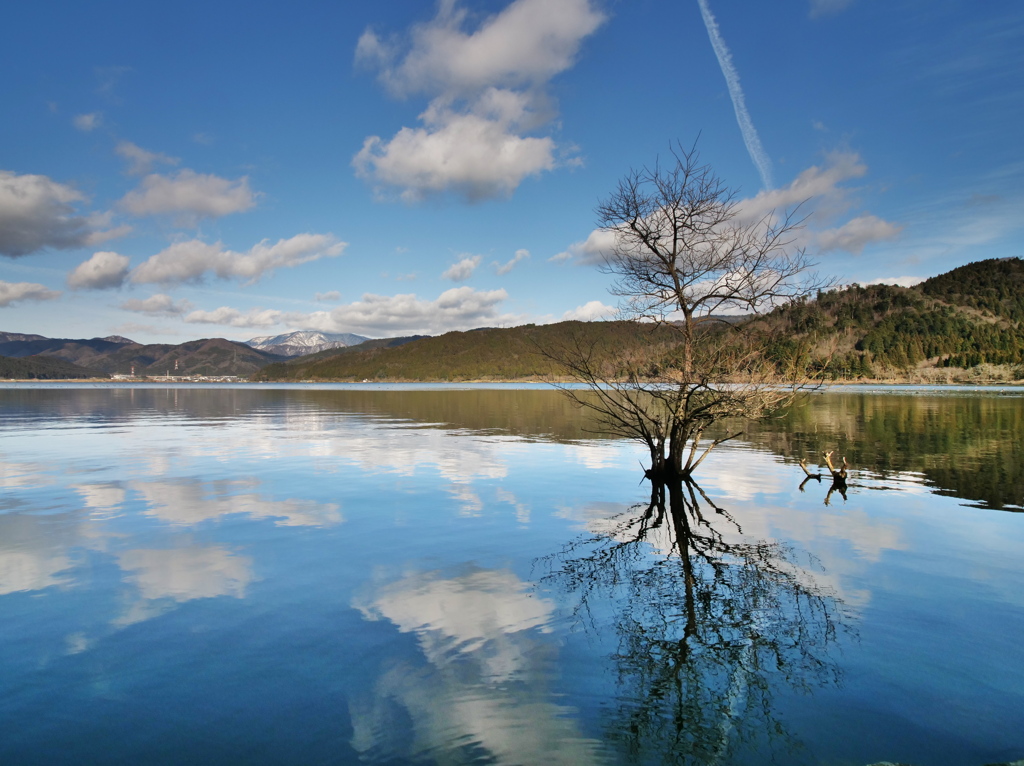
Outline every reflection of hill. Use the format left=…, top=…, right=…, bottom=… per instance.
left=730, top=391, right=1024, bottom=511
left=0, top=387, right=618, bottom=442
left=287, top=388, right=616, bottom=440
left=4, top=386, right=1020, bottom=510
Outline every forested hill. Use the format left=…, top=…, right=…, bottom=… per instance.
left=0, top=354, right=107, bottom=380
left=919, top=257, right=1024, bottom=321
left=771, top=257, right=1024, bottom=377
left=253, top=321, right=683, bottom=382
left=257, top=257, right=1024, bottom=382
left=6, top=258, right=1020, bottom=382
left=0, top=336, right=286, bottom=378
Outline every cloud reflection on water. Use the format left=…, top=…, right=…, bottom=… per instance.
left=0, top=455, right=55, bottom=493
left=132, top=477, right=342, bottom=527
left=116, top=545, right=254, bottom=626
left=72, top=482, right=126, bottom=516
left=1, top=387, right=1022, bottom=764
left=0, top=513, right=75, bottom=595
left=351, top=566, right=605, bottom=764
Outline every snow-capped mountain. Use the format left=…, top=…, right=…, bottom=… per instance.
left=244, top=330, right=370, bottom=357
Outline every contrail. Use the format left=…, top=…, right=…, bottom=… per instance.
left=696, top=0, right=774, bottom=190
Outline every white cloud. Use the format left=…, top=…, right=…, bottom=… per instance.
left=115, top=141, right=180, bottom=175
left=736, top=150, right=869, bottom=222
left=810, top=0, right=854, bottom=18
left=184, top=306, right=284, bottom=328
left=67, top=251, right=131, bottom=290
left=354, top=102, right=556, bottom=202
left=0, top=170, right=122, bottom=257
left=357, top=0, right=605, bottom=97
left=119, top=169, right=257, bottom=220
left=494, top=248, right=529, bottom=275
left=442, top=253, right=482, bottom=281
left=83, top=211, right=133, bottom=246
left=550, top=226, right=615, bottom=265
left=814, top=214, right=901, bottom=254
left=562, top=300, right=617, bottom=321
left=0, top=280, right=61, bottom=307
left=354, top=0, right=604, bottom=201
left=119, top=293, right=194, bottom=316
left=315, top=290, right=341, bottom=302
left=293, top=286, right=514, bottom=336
left=864, top=275, right=924, bottom=288
left=130, top=233, right=345, bottom=285
left=556, top=152, right=902, bottom=264
left=72, top=112, right=102, bottom=131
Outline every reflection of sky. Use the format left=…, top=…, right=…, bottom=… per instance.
left=695, top=447, right=910, bottom=608
left=116, top=545, right=253, bottom=626
left=352, top=567, right=606, bottom=764
left=1, top=387, right=1022, bottom=764
left=0, top=513, right=75, bottom=595
left=132, top=478, right=342, bottom=527
left=550, top=440, right=1024, bottom=760
left=0, top=456, right=52, bottom=489
left=356, top=568, right=555, bottom=675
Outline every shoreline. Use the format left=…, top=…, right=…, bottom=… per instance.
left=3, top=377, right=1022, bottom=388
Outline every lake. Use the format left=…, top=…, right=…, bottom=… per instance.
left=1, top=383, right=1022, bottom=765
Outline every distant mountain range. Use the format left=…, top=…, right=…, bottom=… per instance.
left=0, top=329, right=406, bottom=380
left=5, top=258, right=1022, bottom=382
left=0, top=334, right=287, bottom=379
left=244, top=330, right=369, bottom=357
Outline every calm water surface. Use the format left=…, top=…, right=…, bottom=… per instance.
left=1, top=384, right=1022, bottom=765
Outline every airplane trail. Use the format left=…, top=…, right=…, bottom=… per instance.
left=697, top=0, right=774, bottom=190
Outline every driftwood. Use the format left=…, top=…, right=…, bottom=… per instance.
left=799, top=451, right=848, bottom=505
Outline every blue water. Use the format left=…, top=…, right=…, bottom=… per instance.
left=0, top=384, right=1022, bottom=765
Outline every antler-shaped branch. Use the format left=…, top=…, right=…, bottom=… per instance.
left=822, top=451, right=847, bottom=479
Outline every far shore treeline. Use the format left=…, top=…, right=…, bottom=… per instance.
left=2, top=257, right=1023, bottom=383
left=258, top=257, right=1024, bottom=383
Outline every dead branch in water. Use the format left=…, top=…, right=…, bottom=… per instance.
left=799, top=451, right=848, bottom=505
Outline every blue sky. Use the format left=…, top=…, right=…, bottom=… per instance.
left=1, top=0, right=1022, bottom=344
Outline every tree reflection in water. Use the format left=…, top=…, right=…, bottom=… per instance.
left=543, top=479, right=849, bottom=764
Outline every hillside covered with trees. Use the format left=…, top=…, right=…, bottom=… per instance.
left=0, top=354, right=107, bottom=380
left=256, top=258, right=1024, bottom=383
left=253, top=321, right=684, bottom=382
left=770, top=257, right=1024, bottom=379
left=6, top=258, right=1021, bottom=383
left=0, top=335, right=286, bottom=378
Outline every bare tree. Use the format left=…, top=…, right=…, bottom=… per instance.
left=548, top=142, right=830, bottom=479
